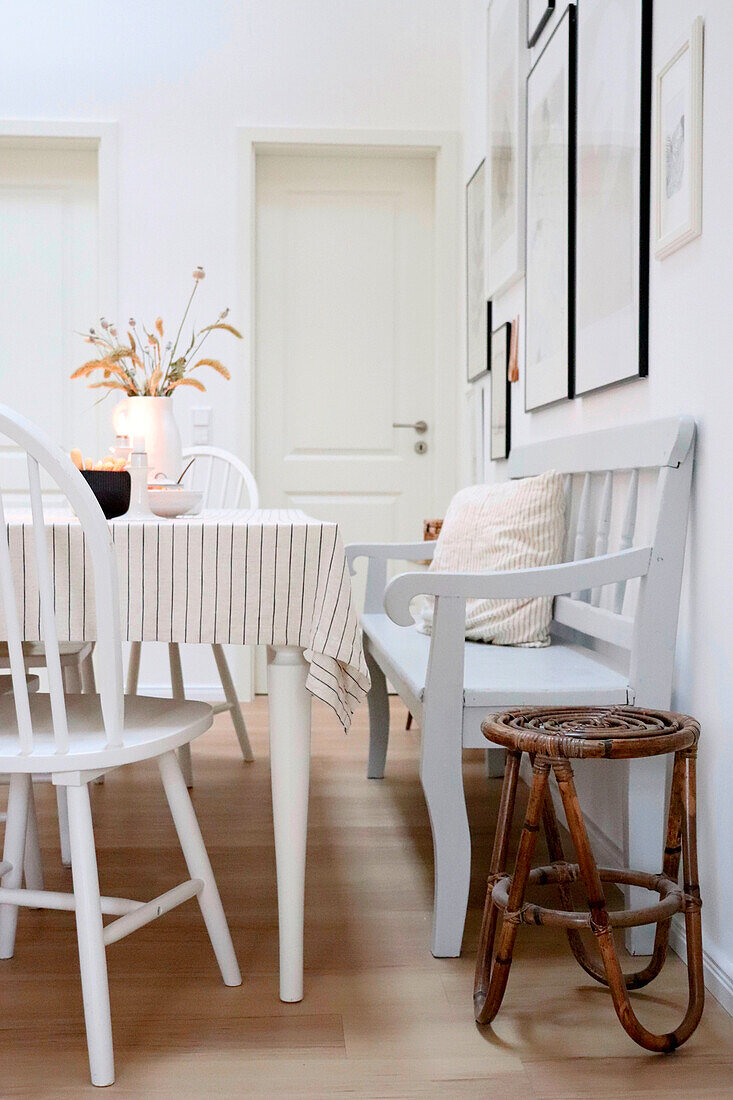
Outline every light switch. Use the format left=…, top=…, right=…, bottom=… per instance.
left=191, top=406, right=212, bottom=445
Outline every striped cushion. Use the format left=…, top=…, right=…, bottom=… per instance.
left=417, top=471, right=566, bottom=647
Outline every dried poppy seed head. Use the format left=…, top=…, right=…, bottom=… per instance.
left=193, top=266, right=205, bottom=281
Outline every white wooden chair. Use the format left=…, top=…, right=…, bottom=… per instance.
left=347, top=418, right=696, bottom=959
left=126, top=445, right=259, bottom=786
left=0, top=405, right=241, bottom=1087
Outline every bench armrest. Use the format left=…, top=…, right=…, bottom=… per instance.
left=346, top=540, right=436, bottom=613
left=346, top=541, right=436, bottom=571
left=384, top=547, right=652, bottom=626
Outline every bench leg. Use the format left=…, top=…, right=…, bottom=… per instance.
left=485, top=748, right=505, bottom=779
left=364, top=645, right=390, bottom=780
left=421, top=703, right=470, bottom=957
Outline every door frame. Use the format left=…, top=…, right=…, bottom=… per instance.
left=0, top=119, right=118, bottom=460
left=238, top=126, right=461, bottom=517
left=0, top=120, right=119, bottom=320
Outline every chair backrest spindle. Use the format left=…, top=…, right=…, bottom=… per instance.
left=0, top=492, right=34, bottom=753
left=27, top=454, right=69, bottom=752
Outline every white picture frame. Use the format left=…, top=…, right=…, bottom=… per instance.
left=524, top=5, right=576, bottom=412
left=654, top=17, right=704, bottom=260
left=574, top=0, right=652, bottom=396
left=466, top=160, right=489, bottom=383
left=486, top=0, right=527, bottom=298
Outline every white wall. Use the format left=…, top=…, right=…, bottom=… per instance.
left=462, top=0, right=733, bottom=1009
left=0, top=0, right=463, bottom=696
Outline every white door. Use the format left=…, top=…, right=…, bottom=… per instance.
left=0, top=142, right=100, bottom=494
left=255, top=150, right=439, bottom=608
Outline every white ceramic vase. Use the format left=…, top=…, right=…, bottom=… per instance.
left=111, top=396, right=182, bottom=481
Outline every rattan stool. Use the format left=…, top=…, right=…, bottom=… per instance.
left=473, top=705, right=704, bottom=1052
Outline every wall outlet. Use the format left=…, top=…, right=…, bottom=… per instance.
left=191, top=406, right=212, bottom=445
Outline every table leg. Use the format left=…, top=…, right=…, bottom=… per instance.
left=267, top=646, right=311, bottom=1003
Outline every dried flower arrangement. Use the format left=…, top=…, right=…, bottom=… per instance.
left=71, top=267, right=241, bottom=396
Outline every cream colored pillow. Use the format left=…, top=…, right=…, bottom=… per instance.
left=417, top=471, right=566, bottom=647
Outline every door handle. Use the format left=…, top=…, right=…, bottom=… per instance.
left=392, top=420, right=428, bottom=434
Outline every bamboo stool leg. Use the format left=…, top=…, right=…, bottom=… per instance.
left=474, top=755, right=549, bottom=1025
left=552, top=754, right=705, bottom=1053
left=539, top=782, right=608, bottom=984
left=474, top=749, right=521, bottom=1019
left=623, top=750, right=686, bottom=989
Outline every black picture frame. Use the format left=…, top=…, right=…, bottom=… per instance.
left=466, top=160, right=490, bottom=383
left=490, top=322, right=512, bottom=460
left=524, top=4, right=577, bottom=412
left=527, top=0, right=555, bottom=48
left=574, top=0, right=652, bottom=395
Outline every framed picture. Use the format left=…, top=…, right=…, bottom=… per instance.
left=527, top=0, right=555, bottom=48
left=467, top=387, right=485, bottom=481
left=466, top=160, right=490, bottom=383
left=525, top=5, right=576, bottom=412
left=574, top=0, right=652, bottom=396
left=490, top=322, right=512, bottom=460
left=654, top=17, right=704, bottom=259
left=486, top=0, right=527, bottom=298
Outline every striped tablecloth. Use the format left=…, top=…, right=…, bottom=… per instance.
left=4, top=508, right=369, bottom=729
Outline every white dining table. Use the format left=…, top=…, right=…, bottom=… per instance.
left=4, top=506, right=370, bottom=1002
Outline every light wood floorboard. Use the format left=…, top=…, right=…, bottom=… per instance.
left=1, top=697, right=732, bottom=1097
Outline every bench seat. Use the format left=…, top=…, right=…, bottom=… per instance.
left=362, top=613, right=629, bottom=713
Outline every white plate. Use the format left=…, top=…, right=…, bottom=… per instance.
left=148, top=488, right=203, bottom=518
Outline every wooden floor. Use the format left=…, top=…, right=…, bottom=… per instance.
left=3, top=697, right=733, bottom=1097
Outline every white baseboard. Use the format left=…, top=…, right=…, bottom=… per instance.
left=135, top=681, right=227, bottom=703
left=517, top=758, right=733, bottom=1017
left=669, top=916, right=733, bottom=1017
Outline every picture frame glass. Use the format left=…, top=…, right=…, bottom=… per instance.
left=487, top=0, right=525, bottom=297
left=466, top=160, right=489, bottom=383
left=659, top=47, right=692, bottom=241
left=525, top=9, right=574, bottom=411
left=575, top=0, right=649, bottom=395
left=490, top=323, right=511, bottom=460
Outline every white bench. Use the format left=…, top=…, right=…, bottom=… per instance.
left=347, top=417, right=696, bottom=958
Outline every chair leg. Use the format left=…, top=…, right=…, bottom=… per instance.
left=168, top=643, right=193, bottom=788
left=66, top=782, right=114, bottom=1087
left=23, top=782, right=44, bottom=892
left=126, top=640, right=141, bottom=696
left=364, top=645, right=389, bottom=779
left=56, top=786, right=72, bottom=868
left=157, top=751, right=241, bottom=987
left=0, top=774, right=31, bottom=958
left=211, top=644, right=254, bottom=762
left=80, top=649, right=97, bottom=694
left=62, top=662, right=82, bottom=694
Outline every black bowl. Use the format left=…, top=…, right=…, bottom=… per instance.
left=81, top=470, right=131, bottom=519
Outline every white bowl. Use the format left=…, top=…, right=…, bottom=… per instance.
left=148, top=488, right=203, bottom=518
